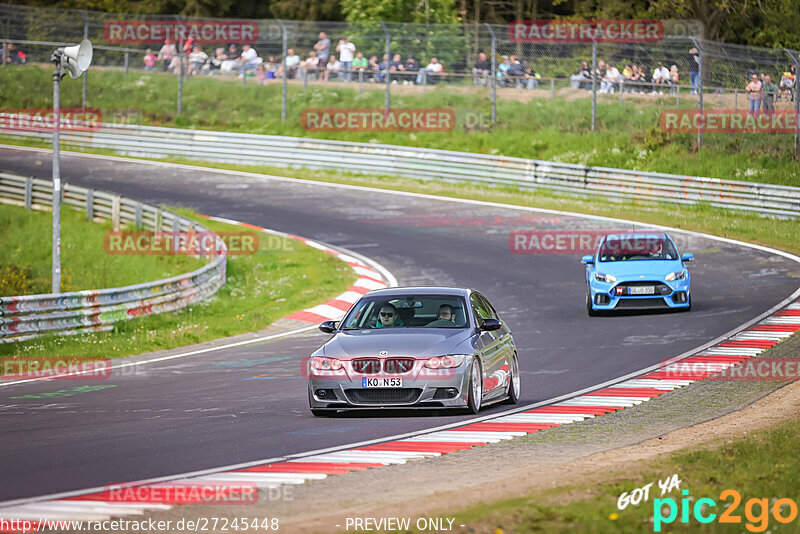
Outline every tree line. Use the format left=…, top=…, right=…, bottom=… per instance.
left=9, top=0, right=800, bottom=49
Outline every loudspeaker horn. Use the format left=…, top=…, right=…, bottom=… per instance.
left=62, top=39, right=92, bottom=79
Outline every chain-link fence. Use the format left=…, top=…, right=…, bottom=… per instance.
left=1, top=3, right=798, bottom=155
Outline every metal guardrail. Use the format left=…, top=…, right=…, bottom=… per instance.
left=3, top=119, right=799, bottom=218
left=0, top=171, right=227, bottom=342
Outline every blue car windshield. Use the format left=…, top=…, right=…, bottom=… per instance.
left=598, top=236, right=678, bottom=262
left=342, top=295, right=469, bottom=329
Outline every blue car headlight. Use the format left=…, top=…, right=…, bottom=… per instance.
left=665, top=269, right=687, bottom=282
left=594, top=272, right=617, bottom=284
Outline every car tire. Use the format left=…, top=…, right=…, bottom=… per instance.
left=504, top=353, right=521, bottom=405
left=686, top=293, right=692, bottom=312
left=466, top=357, right=483, bottom=414
left=587, top=292, right=599, bottom=317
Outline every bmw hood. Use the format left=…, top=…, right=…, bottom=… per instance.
left=320, top=329, right=473, bottom=359
left=596, top=260, right=684, bottom=281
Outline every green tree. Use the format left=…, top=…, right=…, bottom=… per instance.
left=342, top=0, right=460, bottom=24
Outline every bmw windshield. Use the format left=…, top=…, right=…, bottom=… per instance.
left=341, top=295, right=469, bottom=329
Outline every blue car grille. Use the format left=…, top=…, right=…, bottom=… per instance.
left=615, top=281, right=672, bottom=296
left=615, top=298, right=669, bottom=309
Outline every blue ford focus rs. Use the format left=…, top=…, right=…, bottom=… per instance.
left=582, top=232, right=693, bottom=316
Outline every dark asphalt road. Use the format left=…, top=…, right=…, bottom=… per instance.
left=1, top=147, right=798, bottom=501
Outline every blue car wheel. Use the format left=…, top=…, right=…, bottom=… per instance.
left=586, top=291, right=599, bottom=317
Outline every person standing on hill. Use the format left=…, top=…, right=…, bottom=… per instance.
left=314, top=32, right=332, bottom=82
left=687, top=47, right=700, bottom=94
left=761, top=74, right=778, bottom=116
left=746, top=73, right=763, bottom=117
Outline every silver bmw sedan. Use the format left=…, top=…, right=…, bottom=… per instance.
left=307, top=287, right=520, bottom=415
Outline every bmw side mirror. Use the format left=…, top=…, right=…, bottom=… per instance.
left=581, top=255, right=594, bottom=264
left=319, top=320, right=338, bottom=334
left=682, top=253, right=694, bottom=262
left=479, top=318, right=503, bottom=331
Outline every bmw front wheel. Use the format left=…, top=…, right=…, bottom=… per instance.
left=466, top=357, right=483, bottom=414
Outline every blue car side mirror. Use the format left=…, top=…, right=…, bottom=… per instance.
left=682, top=253, right=694, bottom=262
left=581, top=255, right=594, bottom=264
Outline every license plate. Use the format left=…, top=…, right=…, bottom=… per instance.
left=629, top=286, right=655, bottom=295
left=362, top=377, right=403, bottom=388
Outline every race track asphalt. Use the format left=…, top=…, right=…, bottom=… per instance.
left=1, top=147, right=798, bottom=501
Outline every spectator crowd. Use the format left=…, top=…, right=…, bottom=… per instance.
left=140, top=35, right=799, bottom=107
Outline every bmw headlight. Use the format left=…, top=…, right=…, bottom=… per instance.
left=310, top=357, right=344, bottom=371
left=595, top=272, right=617, bottom=284
left=665, top=269, right=687, bottom=282
left=425, top=354, right=467, bottom=369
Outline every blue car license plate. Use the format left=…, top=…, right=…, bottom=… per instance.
left=629, top=286, right=655, bottom=295
left=362, top=377, right=403, bottom=387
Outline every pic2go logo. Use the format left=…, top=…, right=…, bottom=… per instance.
left=654, top=489, right=799, bottom=533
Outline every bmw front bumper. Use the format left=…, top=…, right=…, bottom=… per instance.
left=308, top=365, right=472, bottom=410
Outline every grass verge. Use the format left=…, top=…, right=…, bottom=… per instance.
left=0, top=201, right=204, bottom=296
left=0, top=203, right=356, bottom=361
left=443, top=415, right=800, bottom=533
left=1, top=65, right=798, bottom=186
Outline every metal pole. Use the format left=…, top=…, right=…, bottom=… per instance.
left=786, top=49, right=799, bottom=160
left=124, top=51, right=129, bottom=77
left=486, top=23, right=496, bottom=123
left=278, top=19, right=287, bottom=122
left=676, top=85, right=679, bottom=107
left=176, top=15, right=183, bottom=116
left=380, top=21, right=390, bottom=116
left=2, top=41, right=7, bottom=68
left=591, top=40, right=597, bottom=132
left=51, top=54, right=62, bottom=293
left=550, top=78, right=554, bottom=101
left=81, top=11, right=88, bottom=110
left=358, top=69, right=363, bottom=94
left=692, top=37, right=703, bottom=147
left=733, top=89, right=737, bottom=111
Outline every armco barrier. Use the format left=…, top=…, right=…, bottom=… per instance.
left=0, top=172, right=226, bottom=342
left=3, top=118, right=800, bottom=217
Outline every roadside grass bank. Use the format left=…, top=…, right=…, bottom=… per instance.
left=0, top=201, right=204, bottom=296
left=0, top=205, right=356, bottom=362
left=2, top=65, right=798, bottom=187
left=439, top=409, right=800, bottom=534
